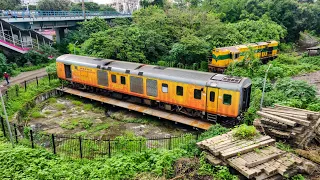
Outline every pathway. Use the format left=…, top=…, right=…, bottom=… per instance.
left=0, top=68, right=47, bottom=92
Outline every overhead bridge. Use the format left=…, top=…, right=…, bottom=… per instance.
left=56, top=87, right=212, bottom=130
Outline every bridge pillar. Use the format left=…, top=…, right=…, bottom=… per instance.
left=55, top=28, right=65, bottom=43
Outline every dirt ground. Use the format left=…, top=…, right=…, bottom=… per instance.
left=293, top=71, right=320, bottom=95
left=26, top=96, right=190, bottom=139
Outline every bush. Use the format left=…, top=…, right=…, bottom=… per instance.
left=232, top=124, right=258, bottom=139
left=198, top=124, right=229, bottom=141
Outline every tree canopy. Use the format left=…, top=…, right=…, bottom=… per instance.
left=37, top=0, right=72, bottom=11
left=0, top=0, right=20, bottom=10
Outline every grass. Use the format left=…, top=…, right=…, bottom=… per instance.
left=88, top=123, right=110, bottom=132
left=83, top=104, right=94, bottom=111
left=275, top=142, right=294, bottom=153
left=53, top=103, right=66, bottom=110
left=72, top=100, right=83, bottom=106
left=1, top=76, right=60, bottom=120
left=53, top=112, right=63, bottom=117
left=30, top=111, right=45, bottom=119
left=232, top=124, right=258, bottom=140
left=44, top=110, right=51, bottom=115
left=110, top=111, right=125, bottom=120
left=48, top=98, right=57, bottom=104
left=60, top=117, right=94, bottom=130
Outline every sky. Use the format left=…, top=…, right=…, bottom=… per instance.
left=93, top=0, right=112, bottom=4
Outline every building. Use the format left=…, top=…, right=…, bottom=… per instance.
left=21, top=0, right=39, bottom=5
left=21, top=0, right=93, bottom=6
left=108, top=0, right=140, bottom=13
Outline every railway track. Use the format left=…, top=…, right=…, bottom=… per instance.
left=56, top=87, right=213, bottom=130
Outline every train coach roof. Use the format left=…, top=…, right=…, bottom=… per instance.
left=56, top=54, right=250, bottom=91
left=137, top=65, right=215, bottom=86
left=57, top=54, right=115, bottom=68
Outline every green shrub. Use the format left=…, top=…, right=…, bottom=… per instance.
left=232, top=124, right=258, bottom=139
left=198, top=124, right=229, bottom=141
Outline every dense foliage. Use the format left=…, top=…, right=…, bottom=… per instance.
left=226, top=54, right=320, bottom=124
left=203, top=0, right=320, bottom=42
left=65, top=7, right=286, bottom=66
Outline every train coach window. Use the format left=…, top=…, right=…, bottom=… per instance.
left=176, top=86, right=183, bottom=96
left=223, top=94, right=232, bottom=105
left=162, top=83, right=168, bottom=93
left=111, top=74, right=117, bottom=83
left=235, top=53, right=240, bottom=59
left=210, top=91, right=215, bottom=102
left=121, top=76, right=126, bottom=85
left=194, top=89, right=201, bottom=100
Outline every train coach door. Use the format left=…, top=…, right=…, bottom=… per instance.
left=206, top=87, right=219, bottom=114
left=64, top=64, right=72, bottom=79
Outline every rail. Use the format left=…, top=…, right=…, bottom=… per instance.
left=0, top=119, right=197, bottom=159
left=0, top=10, right=131, bottom=19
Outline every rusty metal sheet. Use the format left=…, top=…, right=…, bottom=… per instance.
left=57, top=87, right=212, bottom=130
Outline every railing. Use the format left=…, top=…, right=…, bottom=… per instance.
left=0, top=11, right=131, bottom=19
left=0, top=120, right=197, bottom=159
left=0, top=28, right=52, bottom=52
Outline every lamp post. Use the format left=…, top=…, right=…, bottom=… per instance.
left=74, top=40, right=78, bottom=55
left=260, top=64, right=272, bottom=110
left=0, top=87, right=14, bottom=147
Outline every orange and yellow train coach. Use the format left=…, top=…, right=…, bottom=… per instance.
left=57, top=54, right=252, bottom=121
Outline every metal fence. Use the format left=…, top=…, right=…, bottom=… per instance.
left=0, top=117, right=197, bottom=159
left=0, top=10, right=131, bottom=19
left=2, top=73, right=58, bottom=103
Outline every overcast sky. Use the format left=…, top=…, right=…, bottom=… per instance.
left=93, top=0, right=112, bottom=4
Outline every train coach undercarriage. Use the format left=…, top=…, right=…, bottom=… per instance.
left=64, top=81, right=242, bottom=126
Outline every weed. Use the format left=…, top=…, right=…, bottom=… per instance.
left=53, top=103, right=66, bottom=110
left=31, top=112, right=45, bottom=119
left=110, top=111, right=125, bottom=120
left=60, top=117, right=93, bottom=130
left=276, top=142, right=294, bottom=153
left=291, top=174, right=305, bottom=180
left=254, top=148, right=261, bottom=153
left=83, top=104, right=93, bottom=111
left=89, top=123, right=110, bottom=132
left=123, top=117, right=149, bottom=124
left=72, top=100, right=83, bottom=106
left=79, top=118, right=93, bottom=129
left=53, top=112, right=63, bottom=117
left=92, top=107, right=104, bottom=113
left=47, top=98, right=57, bottom=104
left=43, top=111, right=51, bottom=115
left=232, top=124, right=258, bottom=139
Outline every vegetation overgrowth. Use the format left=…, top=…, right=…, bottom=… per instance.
left=232, top=124, right=258, bottom=139
left=1, top=76, right=60, bottom=119
left=226, top=54, right=320, bottom=124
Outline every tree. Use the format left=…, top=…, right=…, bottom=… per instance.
left=37, top=0, right=71, bottom=11
left=70, top=2, right=99, bottom=11
left=78, top=17, right=109, bottom=40
left=169, top=35, right=210, bottom=65
left=0, top=0, right=20, bottom=10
